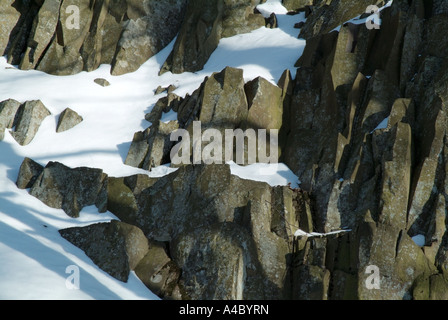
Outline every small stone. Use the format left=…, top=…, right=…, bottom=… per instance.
left=94, top=78, right=111, bottom=87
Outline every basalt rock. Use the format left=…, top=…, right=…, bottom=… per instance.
left=2, top=0, right=187, bottom=76
left=11, top=100, right=51, bottom=146
left=160, top=0, right=265, bottom=74
left=0, top=99, right=22, bottom=141
left=13, top=0, right=448, bottom=301
left=25, top=161, right=108, bottom=218
left=59, top=220, right=149, bottom=282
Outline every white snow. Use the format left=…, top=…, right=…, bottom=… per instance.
left=412, top=234, right=426, bottom=247
left=0, top=1, right=304, bottom=299
left=294, top=228, right=351, bottom=238
left=228, top=161, right=301, bottom=189
left=372, top=117, right=389, bottom=133
left=331, top=0, right=393, bottom=32
left=256, top=0, right=288, bottom=18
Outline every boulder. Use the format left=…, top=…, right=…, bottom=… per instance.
left=16, top=157, right=44, bottom=190
left=125, top=120, right=179, bottom=170
left=56, top=108, right=83, bottom=133
left=59, top=220, right=149, bottom=282
left=11, top=100, right=51, bottom=146
left=110, top=0, right=188, bottom=75
left=27, top=161, right=108, bottom=218
left=94, top=78, right=111, bottom=87
left=245, top=76, right=283, bottom=130
left=0, top=99, right=21, bottom=140
left=134, top=242, right=182, bottom=299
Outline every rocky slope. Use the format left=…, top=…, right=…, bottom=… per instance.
left=5, top=0, right=448, bottom=300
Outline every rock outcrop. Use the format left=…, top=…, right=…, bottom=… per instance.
left=10, top=0, right=448, bottom=301
left=1, top=0, right=187, bottom=76
left=18, top=161, right=108, bottom=218
left=0, top=0, right=269, bottom=76
left=160, top=0, right=266, bottom=74
left=60, top=220, right=150, bottom=282
left=126, top=66, right=283, bottom=170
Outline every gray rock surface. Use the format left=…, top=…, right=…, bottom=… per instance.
left=59, top=220, right=149, bottom=282
left=11, top=100, right=51, bottom=146
left=56, top=108, right=83, bottom=133
left=27, top=161, right=107, bottom=217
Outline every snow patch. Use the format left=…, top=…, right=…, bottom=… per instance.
left=412, top=234, right=425, bottom=247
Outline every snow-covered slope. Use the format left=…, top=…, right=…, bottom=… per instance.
left=0, top=1, right=305, bottom=299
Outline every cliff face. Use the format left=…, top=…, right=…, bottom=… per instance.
left=5, top=0, right=448, bottom=300
left=0, top=0, right=188, bottom=75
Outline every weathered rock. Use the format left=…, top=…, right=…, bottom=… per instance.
left=16, top=157, right=44, bottom=190
left=145, top=94, right=181, bottom=123
left=94, top=78, right=111, bottom=87
left=110, top=0, right=187, bottom=75
left=160, top=0, right=224, bottom=75
left=35, top=0, right=93, bottom=75
left=171, top=222, right=273, bottom=300
left=134, top=242, right=182, bottom=299
left=355, top=218, right=436, bottom=300
left=221, top=0, right=265, bottom=38
left=0, top=99, right=21, bottom=140
left=0, top=0, right=22, bottom=56
left=199, top=67, right=248, bottom=127
left=121, top=164, right=295, bottom=298
left=2, top=0, right=187, bottom=76
left=299, top=0, right=384, bottom=39
left=59, top=220, right=149, bottom=282
left=160, top=0, right=264, bottom=74
left=19, top=0, right=61, bottom=71
left=282, top=0, right=313, bottom=11
left=125, top=120, right=179, bottom=170
left=245, top=76, right=283, bottom=130
left=56, top=108, right=83, bottom=133
left=28, top=161, right=107, bottom=218
left=11, top=100, right=51, bottom=146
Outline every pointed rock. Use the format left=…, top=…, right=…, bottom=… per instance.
left=0, top=99, right=21, bottom=140
left=56, top=108, right=83, bottom=133
left=11, top=100, right=51, bottom=146
left=16, top=157, right=44, bottom=189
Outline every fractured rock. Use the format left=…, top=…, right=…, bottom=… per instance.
left=11, top=100, right=51, bottom=146
left=27, top=161, right=108, bottom=218
left=59, top=220, right=149, bottom=282
left=0, top=99, right=21, bottom=140
left=16, top=157, right=44, bottom=190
